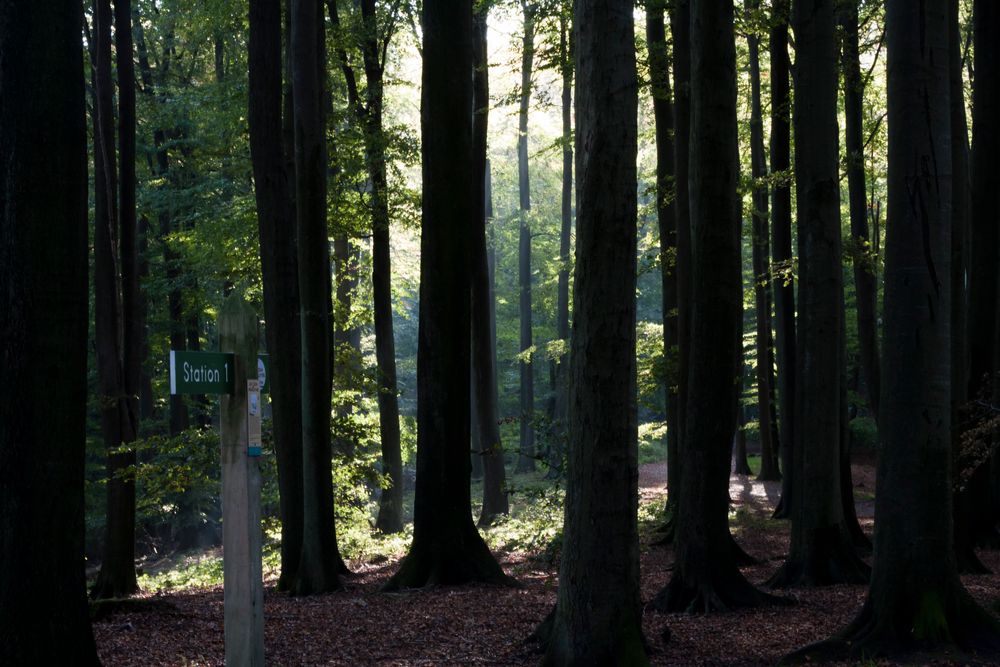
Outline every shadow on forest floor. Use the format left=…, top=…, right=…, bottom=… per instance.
left=93, top=451, right=1000, bottom=666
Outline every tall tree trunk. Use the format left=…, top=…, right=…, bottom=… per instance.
left=769, top=0, right=869, bottom=588
left=249, top=0, right=305, bottom=593
left=92, top=0, right=139, bottom=600
left=795, top=1, right=1000, bottom=658
left=746, top=0, right=780, bottom=482
left=534, top=1, right=646, bottom=661
left=355, top=0, right=405, bottom=537
left=548, top=6, right=573, bottom=480
left=949, top=0, right=985, bottom=574
left=840, top=0, right=881, bottom=425
left=472, top=6, right=510, bottom=525
left=770, top=0, right=797, bottom=520
left=292, top=0, right=343, bottom=595
left=657, top=0, right=692, bottom=540
left=136, top=22, right=189, bottom=437
left=516, top=1, right=537, bottom=474
left=654, top=0, right=777, bottom=612
left=959, top=0, right=1000, bottom=562
left=646, top=0, right=679, bottom=513
left=0, top=2, right=100, bottom=660
left=383, top=0, right=512, bottom=591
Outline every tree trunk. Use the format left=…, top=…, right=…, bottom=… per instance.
left=746, top=0, right=780, bottom=482
left=0, top=2, right=100, bottom=660
left=516, top=1, right=537, bottom=474
left=535, top=1, right=646, bottom=662
left=92, top=0, right=139, bottom=600
left=654, top=0, right=777, bottom=613
left=383, top=0, right=512, bottom=591
left=472, top=6, right=510, bottom=525
left=656, top=0, right=692, bottom=541
left=769, top=0, right=869, bottom=588
left=548, top=6, right=573, bottom=480
left=291, top=0, right=343, bottom=595
left=958, top=0, right=1000, bottom=562
left=249, top=0, right=305, bottom=592
left=841, top=0, right=881, bottom=426
left=770, top=0, right=797, bottom=520
left=646, top=0, right=680, bottom=513
left=136, top=22, right=189, bottom=437
left=351, top=0, right=405, bottom=537
left=793, top=1, right=1000, bottom=658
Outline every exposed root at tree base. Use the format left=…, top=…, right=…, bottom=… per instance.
left=652, top=570, right=789, bottom=614
left=781, top=589, right=1000, bottom=665
left=381, top=543, right=519, bottom=592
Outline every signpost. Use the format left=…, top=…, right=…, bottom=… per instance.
left=169, top=296, right=264, bottom=666
left=169, top=351, right=270, bottom=396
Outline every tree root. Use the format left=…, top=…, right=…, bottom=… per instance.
left=653, top=568, right=789, bottom=614
left=781, top=589, right=1000, bottom=664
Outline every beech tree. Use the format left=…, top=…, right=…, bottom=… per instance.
left=249, top=0, right=305, bottom=591
left=0, top=1, right=100, bottom=660
left=91, top=0, right=141, bottom=600
left=769, top=0, right=869, bottom=588
left=472, top=4, right=510, bottom=525
left=292, top=0, right=346, bottom=594
left=794, top=0, right=1000, bottom=659
left=770, top=0, right=796, bottom=520
left=840, top=0, right=881, bottom=426
left=745, top=0, right=780, bottom=482
left=646, top=0, right=679, bottom=515
left=383, top=0, right=512, bottom=590
left=659, top=0, right=692, bottom=538
left=516, top=0, right=538, bottom=474
left=533, top=0, right=645, bottom=661
left=654, top=0, right=776, bottom=612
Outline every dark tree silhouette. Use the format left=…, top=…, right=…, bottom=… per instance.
left=789, top=0, right=1000, bottom=660
left=533, top=0, right=645, bottom=661
left=472, top=5, right=510, bottom=525
left=0, top=1, right=100, bottom=660
left=383, top=0, right=512, bottom=590
left=654, top=0, right=777, bottom=612
left=291, top=0, right=345, bottom=594
left=768, top=0, right=869, bottom=588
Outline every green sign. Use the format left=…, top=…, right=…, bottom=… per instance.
left=170, top=351, right=271, bottom=396
left=170, top=351, right=236, bottom=395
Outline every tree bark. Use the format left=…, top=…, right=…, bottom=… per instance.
left=770, top=0, right=797, bottom=520
left=840, top=0, right=881, bottom=425
left=746, top=0, right=780, bottom=482
left=472, top=6, right=510, bottom=525
left=958, top=0, right=1000, bottom=563
left=383, top=0, right=512, bottom=591
left=792, top=1, right=1000, bottom=658
left=0, top=2, right=100, bottom=660
left=534, top=1, right=646, bottom=661
left=646, top=0, right=680, bottom=513
left=657, top=0, right=692, bottom=540
left=516, top=1, right=537, bottom=473
left=249, top=0, right=305, bottom=592
left=769, top=0, right=869, bottom=588
left=548, top=5, right=573, bottom=480
left=92, top=0, right=139, bottom=600
left=292, top=0, right=344, bottom=595
left=654, top=0, right=778, bottom=612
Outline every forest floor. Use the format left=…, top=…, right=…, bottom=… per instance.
left=93, top=451, right=1000, bottom=666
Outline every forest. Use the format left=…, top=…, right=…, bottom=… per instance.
left=2, top=0, right=1000, bottom=664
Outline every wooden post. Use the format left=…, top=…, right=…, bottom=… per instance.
left=219, top=294, right=264, bottom=666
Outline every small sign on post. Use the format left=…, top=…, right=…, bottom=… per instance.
left=247, top=379, right=262, bottom=457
